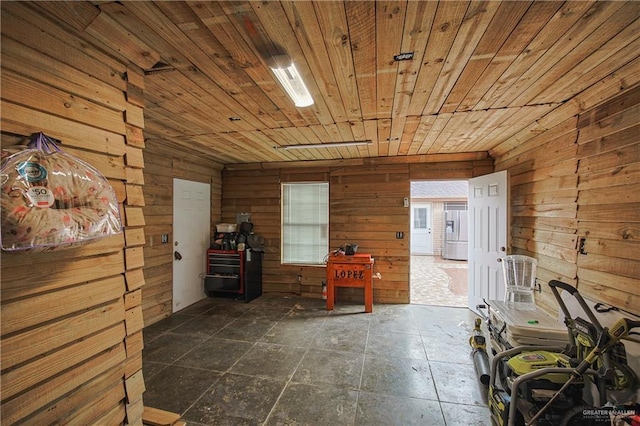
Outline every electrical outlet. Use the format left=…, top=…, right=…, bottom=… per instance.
left=396, top=231, right=404, bottom=239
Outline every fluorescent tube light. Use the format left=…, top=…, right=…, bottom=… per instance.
left=268, top=55, right=314, bottom=107
left=274, top=140, right=372, bottom=150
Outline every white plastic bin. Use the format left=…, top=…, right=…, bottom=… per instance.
left=502, top=255, right=537, bottom=310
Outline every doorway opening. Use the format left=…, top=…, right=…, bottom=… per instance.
left=410, top=181, right=468, bottom=307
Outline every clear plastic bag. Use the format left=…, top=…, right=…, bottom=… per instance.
left=1, top=133, right=123, bottom=252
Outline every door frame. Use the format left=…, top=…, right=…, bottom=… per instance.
left=409, top=180, right=470, bottom=307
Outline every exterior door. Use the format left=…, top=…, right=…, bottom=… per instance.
left=411, top=203, right=433, bottom=254
left=467, top=171, right=508, bottom=314
left=173, top=178, right=211, bottom=313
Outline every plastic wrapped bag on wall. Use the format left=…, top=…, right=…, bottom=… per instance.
left=1, top=132, right=123, bottom=252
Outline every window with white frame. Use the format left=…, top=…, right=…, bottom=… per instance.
left=281, top=182, right=329, bottom=265
left=413, top=207, right=428, bottom=229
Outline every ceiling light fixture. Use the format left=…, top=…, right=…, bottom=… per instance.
left=267, top=55, right=314, bottom=108
left=274, top=140, right=372, bottom=150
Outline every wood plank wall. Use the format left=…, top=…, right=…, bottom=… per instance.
left=575, top=86, right=640, bottom=313
left=0, top=3, right=145, bottom=424
left=222, top=155, right=492, bottom=303
left=494, top=117, right=580, bottom=313
left=331, top=164, right=411, bottom=303
left=495, top=85, right=640, bottom=316
left=142, top=140, right=223, bottom=326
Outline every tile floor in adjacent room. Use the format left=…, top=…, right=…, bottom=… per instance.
left=410, top=255, right=468, bottom=308
left=142, top=294, right=491, bottom=425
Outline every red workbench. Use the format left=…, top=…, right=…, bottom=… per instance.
left=325, top=253, right=374, bottom=313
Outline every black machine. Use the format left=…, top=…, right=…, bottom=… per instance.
left=486, top=280, right=640, bottom=426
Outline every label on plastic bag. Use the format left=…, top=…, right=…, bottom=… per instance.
left=26, top=186, right=54, bottom=208
left=16, top=162, right=47, bottom=182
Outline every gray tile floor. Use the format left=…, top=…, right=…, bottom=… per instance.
left=142, top=294, right=492, bottom=425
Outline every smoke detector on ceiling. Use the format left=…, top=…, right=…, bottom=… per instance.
left=393, top=52, right=414, bottom=62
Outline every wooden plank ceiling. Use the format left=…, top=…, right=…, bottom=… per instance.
left=21, top=1, right=640, bottom=164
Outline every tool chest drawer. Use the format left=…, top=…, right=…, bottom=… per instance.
left=207, top=252, right=241, bottom=274
left=205, top=249, right=262, bottom=302
left=205, top=274, right=241, bottom=291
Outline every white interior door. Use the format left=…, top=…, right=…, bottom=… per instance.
left=467, top=171, right=508, bottom=314
left=410, top=203, right=433, bottom=254
left=173, top=178, right=211, bottom=313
